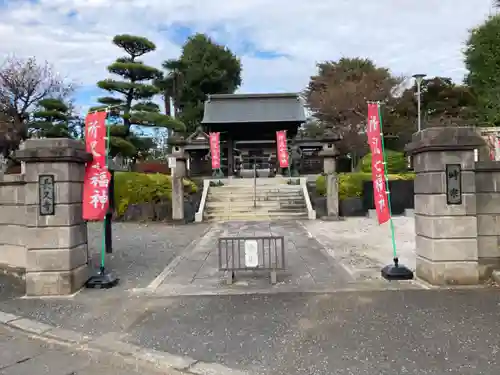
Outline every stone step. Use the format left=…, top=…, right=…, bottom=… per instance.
left=209, top=189, right=302, bottom=194
left=208, top=191, right=303, bottom=197
left=220, top=178, right=293, bottom=186
left=207, top=197, right=304, bottom=203
left=204, top=211, right=308, bottom=221
left=205, top=207, right=307, bottom=215
left=205, top=201, right=306, bottom=209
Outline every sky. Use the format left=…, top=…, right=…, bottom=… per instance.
left=0, top=0, right=496, bottom=118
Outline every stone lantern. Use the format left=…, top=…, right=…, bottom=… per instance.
left=168, top=136, right=188, bottom=221
left=318, top=133, right=341, bottom=220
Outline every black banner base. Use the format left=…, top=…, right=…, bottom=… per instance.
left=85, top=269, right=119, bottom=289
left=381, top=258, right=414, bottom=281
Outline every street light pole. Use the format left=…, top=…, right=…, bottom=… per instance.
left=412, top=73, right=426, bottom=132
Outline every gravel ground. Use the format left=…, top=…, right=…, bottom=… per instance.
left=0, top=221, right=210, bottom=336
left=86, top=221, right=210, bottom=290
left=302, top=217, right=416, bottom=279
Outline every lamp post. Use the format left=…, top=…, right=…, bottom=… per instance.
left=412, top=73, right=426, bottom=132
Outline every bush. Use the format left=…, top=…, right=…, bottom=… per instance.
left=113, top=172, right=197, bottom=216
left=316, top=172, right=415, bottom=200
left=359, top=150, right=407, bottom=174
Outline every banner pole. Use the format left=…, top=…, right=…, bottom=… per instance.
left=376, top=103, right=397, bottom=261
left=85, top=106, right=119, bottom=289
left=100, top=110, right=111, bottom=272
left=376, top=102, right=414, bottom=280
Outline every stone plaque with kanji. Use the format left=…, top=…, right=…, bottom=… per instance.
left=39, top=174, right=55, bottom=215
left=445, top=164, right=462, bottom=205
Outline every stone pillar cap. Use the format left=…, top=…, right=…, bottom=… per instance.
left=15, top=138, right=91, bottom=163
left=405, top=127, right=485, bottom=155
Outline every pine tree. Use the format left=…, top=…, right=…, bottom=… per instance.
left=95, top=34, right=184, bottom=157
left=29, top=98, right=71, bottom=138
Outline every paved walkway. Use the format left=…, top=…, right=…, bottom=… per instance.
left=141, top=221, right=355, bottom=296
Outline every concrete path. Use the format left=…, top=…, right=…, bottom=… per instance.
left=136, top=220, right=357, bottom=296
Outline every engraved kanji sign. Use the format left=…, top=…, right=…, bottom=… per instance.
left=446, top=164, right=462, bottom=205
left=39, top=174, right=55, bottom=216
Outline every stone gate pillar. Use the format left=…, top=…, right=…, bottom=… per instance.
left=169, top=138, right=187, bottom=221
left=319, top=142, right=340, bottom=220
left=15, top=138, right=91, bottom=296
left=405, top=127, right=485, bottom=285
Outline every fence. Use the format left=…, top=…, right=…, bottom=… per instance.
left=218, top=236, right=286, bottom=284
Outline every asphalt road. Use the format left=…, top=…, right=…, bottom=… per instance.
left=125, top=288, right=500, bottom=375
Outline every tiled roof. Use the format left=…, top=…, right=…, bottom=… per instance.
left=201, top=93, right=307, bottom=124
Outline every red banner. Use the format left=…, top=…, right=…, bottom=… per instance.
left=82, top=111, right=111, bottom=221
left=276, top=130, right=289, bottom=168
left=209, top=132, right=220, bottom=169
left=367, top=103, right=390, bottom=224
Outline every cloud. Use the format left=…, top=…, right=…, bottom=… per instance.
left=0, top=0, right=495, bottom=111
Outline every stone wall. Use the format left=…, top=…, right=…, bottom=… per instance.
left=0, top=174, right=27, bottom=274
left=475, top=161, right=500, bottom=280
left=0, top=138, right=91, bottom=296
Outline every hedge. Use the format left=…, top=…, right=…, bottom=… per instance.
left=359, top=150, right=407, bottom=174
left=113, top=172, right=197, bottom=216
left=316, top=172, right=415, bottom=200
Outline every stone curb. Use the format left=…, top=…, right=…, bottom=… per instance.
left=0, top=310, right=252, bottom=375
left=0, top=310, right=92, bottom=345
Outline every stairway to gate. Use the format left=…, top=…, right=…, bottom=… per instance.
left=204, top=178, right=309, bottom=222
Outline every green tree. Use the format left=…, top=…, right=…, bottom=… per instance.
left=464, top=14, right=500, bottom=126
left=304, top=58, right=402, bottom=157
left=393, top=77, right=475, bottom=127
left=29, top=98, right=71, bottom=138
left=95, top=34, right=184, bottom=157
left=157, top=33, right=242, bottom=134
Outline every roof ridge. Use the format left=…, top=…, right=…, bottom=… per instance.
left=207, top=93, right=300, bottom=100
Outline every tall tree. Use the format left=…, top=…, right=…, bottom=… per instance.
left=464, top=14, right=500, bottom=126
left=29, top=98, right=72, bottom=138
left=0, top=56, right=73, bottom=153
left=95, top=34, right=184, bottom=157
left=304, top=58, right=402, bottom=157
left=157, top=33, right=242, bottom=134
left=392, top=77, right=475, bottom=128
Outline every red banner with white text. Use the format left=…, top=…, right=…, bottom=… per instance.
left=82, top=111, right=111, bottom=221
left=209, top=132, right=221, bottom=169
left=367, top=103, right=390, bottom=224
left=276, top=130, right=289, bottom=168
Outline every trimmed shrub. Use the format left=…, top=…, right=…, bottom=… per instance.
left=315, top=172, right=415, bottom=200
left=359, top=150, right=407, bottom=174
left=113, top=172, right=197, bottom=216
